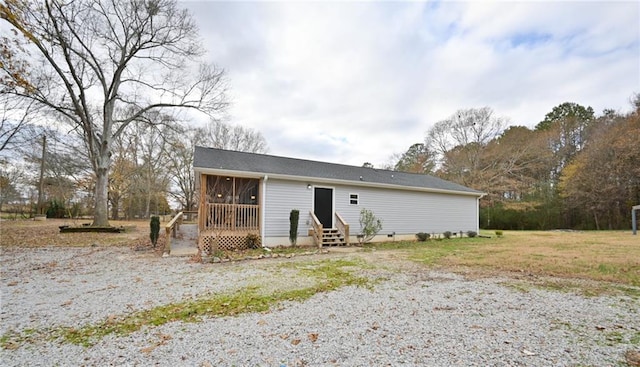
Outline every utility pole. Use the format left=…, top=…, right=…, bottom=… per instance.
left=37, top=135, right=46, bottom=215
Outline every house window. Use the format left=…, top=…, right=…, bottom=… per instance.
left=349, top=193, right=359, bottom=205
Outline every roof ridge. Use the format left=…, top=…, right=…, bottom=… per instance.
left=195, top=145, right=435, bottom=178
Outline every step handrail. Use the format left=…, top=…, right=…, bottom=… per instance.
left=335, top=212, right=350, bottom=245
left=309, top=211, right=323, bottom=248
left=165, top=211, right=184, bottom=254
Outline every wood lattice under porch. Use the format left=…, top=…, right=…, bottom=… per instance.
left=199, top=230, right=261, bottom=253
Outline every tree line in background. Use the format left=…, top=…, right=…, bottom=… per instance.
left=0, top=117, right=267, bottom=220
left=4, top=96, right=636, bottom=231
left=2, top=96, right=637, bottom=230
left=386, top=98, right=640, bottom=230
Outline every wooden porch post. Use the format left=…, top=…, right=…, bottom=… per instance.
left=232, top=177, right=236, bottom=231
left=199, top=174, right=207, bottom=232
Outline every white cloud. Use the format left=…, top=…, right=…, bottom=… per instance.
left=184, top=1, right=640, bottom=166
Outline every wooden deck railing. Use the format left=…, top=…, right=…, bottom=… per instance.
left=335, top=212, right=349, bottom=245
left=182, top=210, right=198, bottom=222
left=203, top=203, right=259, bottom=232
left=310, top=211, right=323, bottom=248
left=165, top=211, right=183, bottom=254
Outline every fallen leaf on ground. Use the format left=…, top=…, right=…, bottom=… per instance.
left=626, top=350, right=640, bottom=367
left=140, top=345, right=156, bottom=354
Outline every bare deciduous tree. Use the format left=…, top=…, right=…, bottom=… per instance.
left=131, top=116, right=172, bottom=219
left=0, top=96, right=38, bottom=153
left=1, top=0, right=227, bottom=226
left=164, top=125, right=205, bottom=215
left=204, top=120, right=268, bottom=153
left=428, top=107, right=507, bottom=184
left=108, top=129, right=139, bottom=220
left=427, top=107, right=507, bottom=160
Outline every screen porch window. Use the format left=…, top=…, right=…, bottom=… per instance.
left=207, top=176, right=259, bottom=204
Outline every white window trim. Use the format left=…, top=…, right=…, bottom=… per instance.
left=349, top=193, right=359, bottom=205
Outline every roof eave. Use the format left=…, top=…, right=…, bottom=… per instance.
left=194, top=166, right=485, bottom=197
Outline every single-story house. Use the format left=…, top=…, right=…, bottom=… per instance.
left=193, top=146, right=484, bottom=251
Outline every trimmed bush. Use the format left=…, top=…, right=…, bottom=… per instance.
left=467, top=230, right=477, bottom=238
left=416, top=232, right=430, bottom=241
left=443, top=231, right=452, bottom=239
left=289, top=209, right=299, bottom=246
left=150, top=216, right=160, bottom=247
left=45, top=199, right=66, bottom=218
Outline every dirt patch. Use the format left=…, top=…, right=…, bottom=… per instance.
left=0, top=219, right=149, bottom=248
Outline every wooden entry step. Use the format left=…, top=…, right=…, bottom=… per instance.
left=322, top=228, right=345, bottom=246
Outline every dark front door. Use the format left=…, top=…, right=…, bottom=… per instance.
left=314, top=187, right=333, bottom=228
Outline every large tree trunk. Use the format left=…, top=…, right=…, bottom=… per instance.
left=92, top=151, right=111, bottom=227
left=93, top=169, right=110, bottom=226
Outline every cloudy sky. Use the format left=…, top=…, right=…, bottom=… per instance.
left=184, top=1, right=639, bottom=167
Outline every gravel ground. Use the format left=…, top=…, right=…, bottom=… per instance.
left=1, top=245, right=639, bottom=366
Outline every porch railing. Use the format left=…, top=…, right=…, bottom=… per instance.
left=203, top=203, right=259, bottom=232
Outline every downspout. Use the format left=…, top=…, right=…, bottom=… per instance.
left=261, top=175, right=268, bottom=245
left=477, top=194, right=486, bottom=233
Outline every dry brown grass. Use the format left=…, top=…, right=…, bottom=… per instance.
left=3, top=220, right=639, bottom=287
left=408, top=230, right=640, bottom=286
left=0, top=218, right=153, bottom=248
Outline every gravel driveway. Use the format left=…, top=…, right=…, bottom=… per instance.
left=1, top=245, right=638, bottom=366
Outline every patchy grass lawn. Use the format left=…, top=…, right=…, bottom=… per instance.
left=3, top=219, right=638, bottom=286
left=365, top=230, right=640, bottom=287
left=0, top=218, right=151, bottom=247
left=1, top=259, right=371, bottom=348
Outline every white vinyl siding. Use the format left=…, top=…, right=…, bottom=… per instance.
left=263, top=179, right=478, bottom=239
left=333, top=184, right=477, bottom=235
left=264, top=179, right=313, bottom=238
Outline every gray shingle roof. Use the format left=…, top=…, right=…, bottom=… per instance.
left=194, top=146, right=483, bottom=195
